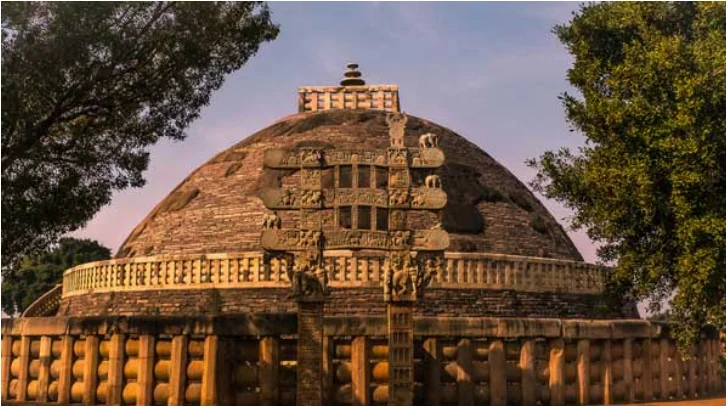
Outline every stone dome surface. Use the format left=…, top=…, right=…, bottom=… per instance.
left=116, top=109, right=583, bottom=261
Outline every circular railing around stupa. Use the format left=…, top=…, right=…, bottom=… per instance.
left=61, top=251, right=608, bottom=298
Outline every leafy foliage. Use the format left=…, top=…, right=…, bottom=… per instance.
left=528, top=2, right=726, bottom=347
left=1, top=237, right=111, bottom=316
left=1, top=2, right=279, bottom=269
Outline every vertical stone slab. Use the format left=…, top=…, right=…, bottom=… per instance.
left=83, top=335, right=99, bottom=406
left=603, top=340, right=612, bottom=405
left=423, top=338, right=441, bottom=406
left=489, top=340, right=507, bottom=406
left=107, top=333, right=125, bottom=406
left=16, top=336, right=30, bottom=402
left=351, top=336, right=369, bottom=406
left=642, top=339, right=653, bottom=401
left=259, top=336, right=280, bottom=406
left=297, top=301, right=324, bottom=406
left=37, top=336, right=52, bottom=403
left=200, top=335, right=218, bottom=406
left=659, top=338, right=669, bottom=400
left=1, top=336, right=12, bottom=400
left=168, top=335, right=188, bottom=406
left=577, top=339, right=590, bottom=405
left=388, top=303, right=414, bottom=406
left=57, top=335, right=74, bottom=404
left=457, top=339, right=473, bottom=406
left=623, top=339, right=634, bottom=403
left=549, top=338, right=565, bottom=406
left=520, top=340, right=536, bottom=406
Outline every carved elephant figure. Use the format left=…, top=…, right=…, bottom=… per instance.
left=425, top=174, right=442, bottom=189
left=419, top=133, right=439, bottom=149
left=262, top=212, right=281, bottom=229
left=281, top=189, right=296, bottom=206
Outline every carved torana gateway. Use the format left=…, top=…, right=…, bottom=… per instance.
left=3, top=63, right=724, bottom=406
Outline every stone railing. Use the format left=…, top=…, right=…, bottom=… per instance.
left=297, top=85, right=400, bottom=113
left=61, top=251, right=609, bottom=298
left=21, top=284, right=62, bottom=317
left=2, top=316, right=723, bottom=405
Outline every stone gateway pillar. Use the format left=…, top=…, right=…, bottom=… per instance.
left=296, top=299, right=325, bottom=405
left=261, top=76, right=447, bottom=406
left=382, top=112, right=448, bottom=406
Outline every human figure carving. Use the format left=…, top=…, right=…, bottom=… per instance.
left=425, top=174, right=442, bottom=189
left=418, top=133, right=439, bottom=149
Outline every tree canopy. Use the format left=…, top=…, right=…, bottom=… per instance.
left=528, top=2, right=726, bottom=346
left=1, top=2, right=279, bottom=269
left=1, top=237, right=111, bottom=316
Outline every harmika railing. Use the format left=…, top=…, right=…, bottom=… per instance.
left=61, top=251, right=608, bottom=297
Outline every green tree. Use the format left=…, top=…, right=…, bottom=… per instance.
left=1, top=237, right=111, bottom=316
left=528, top=2, right=726, bottom=347
left=1, top=2, right=279, bottom=269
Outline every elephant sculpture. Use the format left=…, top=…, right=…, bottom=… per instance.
left=425, top=174, right=442, bottom=189
left=419, top=133, right=440, bottom=149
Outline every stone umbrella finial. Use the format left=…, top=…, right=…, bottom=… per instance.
left=340, top=62, right=366, bottom=86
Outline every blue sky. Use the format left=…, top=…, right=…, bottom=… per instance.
left=73, top=2, right=600, bottom=260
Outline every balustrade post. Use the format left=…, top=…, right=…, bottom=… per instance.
left=1, top=336, right=11, bottom=400
left=107, top=333, right=125, bottom=406
left=659, top=337, right=669, bottom=400
left=688, top=344, right=697, bottom=398
left=37, top=336, right=52, bottom=402
left=490, top=340, right=507, bottom=406
left=17, top=336, right=31, bottom=402
left=549, top=338, right=565, bottom=406
left=259, top=336, right=280, bottom=406
left=577, top=339, right=590, bottom=405
left=642, top=338, right=653, bottom=401
left=351, top=336, right=369, bottom=406
left=457, top=339, right=474, bottom=406
left=83, top=335, right=99, bottom=406
left=423, top=338, right=441, bottom=406
left=168, top=335, right=188, bottom=406
left=57, top=335, right=74, bottom=404
left=200, top=335, right=219, bottom=406
left=623, top=338, right=634, bottom=403
left=520, top=340, right=536, bottom=406
left=603, top=340, right=612, bottom=405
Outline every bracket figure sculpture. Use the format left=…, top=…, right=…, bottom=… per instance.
left=383, top=251, right=444, bottom=302
left=286, top=251, right=327, bottom=301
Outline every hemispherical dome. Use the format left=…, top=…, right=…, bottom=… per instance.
left=116, top=109, right=582, bottom=261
